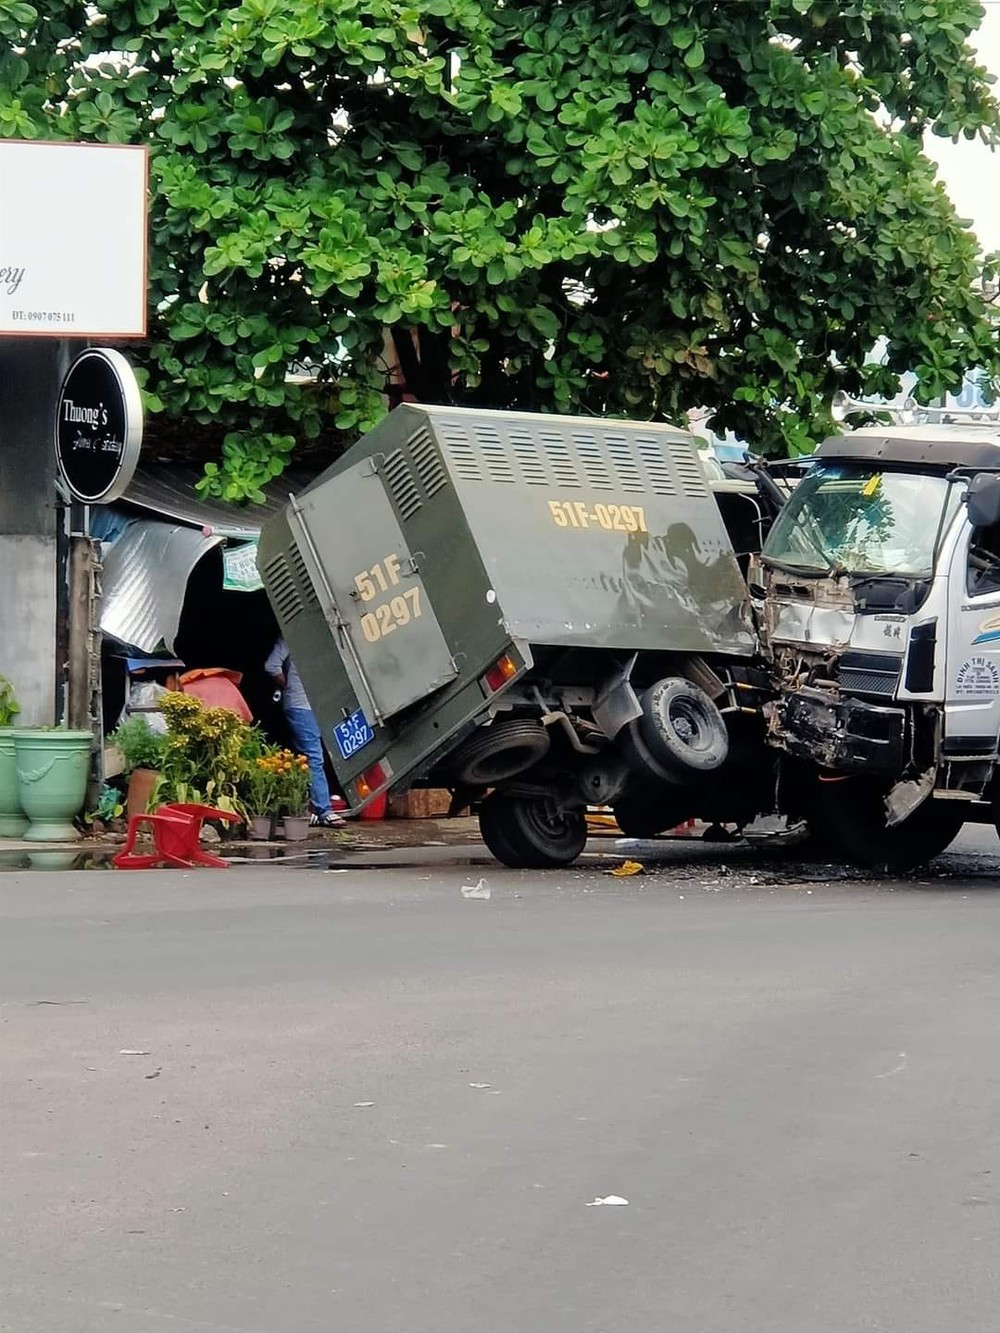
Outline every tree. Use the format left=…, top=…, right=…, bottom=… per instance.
left=3, top=0, right=999, bottom=497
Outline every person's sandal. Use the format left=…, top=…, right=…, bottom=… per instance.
left=310, top=811, right=347, bottom=829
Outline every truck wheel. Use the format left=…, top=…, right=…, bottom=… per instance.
left=638, top=678, right=729, bottom=777
left=479, top=794, right=587, bottom=869
left=811, top=779, right=964, bottom=873
left=613, top=790, right=692, bottom=839
left=617, top=720, right=683, bottom=785
left=450, top=719, right=551, bottom=786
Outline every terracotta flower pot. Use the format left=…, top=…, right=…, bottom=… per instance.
left=126, top=768, right=160, bottom=820
left=249, top=815, right=274, bottom=841
left=0, top=730, right=28, bottom=838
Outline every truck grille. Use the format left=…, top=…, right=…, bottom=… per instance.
left=839, top=651, right=902, bottom=698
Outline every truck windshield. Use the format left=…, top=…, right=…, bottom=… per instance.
left=762, top=462, right=951, bottom=577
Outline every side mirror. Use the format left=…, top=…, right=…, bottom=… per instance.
left=965, top=473, right=1000, bottom=530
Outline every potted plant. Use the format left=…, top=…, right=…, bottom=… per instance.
left=0, top=675, right=26, bottom=837
left=108, top=716, right=168, bottom=819
left=151, top=693, right=250, bottom=829
left=241, top=757, right=282, bottom=841
left=257, top=748, right=311, bottom=841
left=12, top=726, right=94, bottom=842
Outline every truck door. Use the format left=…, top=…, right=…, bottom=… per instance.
left=289, top=460, right=458, bottom=723
left=945, top=512, right=1000, bottom=747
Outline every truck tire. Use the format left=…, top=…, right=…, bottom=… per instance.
left=449, top=719, right=551, bottom=786
left=613, top=790, right=692, bottom=839
left=617, top=720, right=684, bottom=785
left=638, top=678, right=729, bottom=777
left=811, top=778, right=964, bottom=873
left=479, top=794, right=588, bottom=869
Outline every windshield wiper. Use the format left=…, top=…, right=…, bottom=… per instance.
left=847, top=572, right=927, bottom=589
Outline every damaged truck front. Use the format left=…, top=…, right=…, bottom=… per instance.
left=258, top=405, right=774, bottom=868
left=754, top=423, right=1000, bottom=870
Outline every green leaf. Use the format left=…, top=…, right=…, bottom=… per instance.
left=6, top=0, right=992, bottom=471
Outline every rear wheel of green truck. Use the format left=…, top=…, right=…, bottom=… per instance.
left=479, top=794, right=588, bottom=869
left=810, top=778, right=965, bottom=873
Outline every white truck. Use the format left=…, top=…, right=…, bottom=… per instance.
left=753, top=420, right=1000, bottom=870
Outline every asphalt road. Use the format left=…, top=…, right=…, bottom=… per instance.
left=4, top=828, right=1000, bottom=1333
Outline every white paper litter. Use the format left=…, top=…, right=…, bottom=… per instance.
left=461, top=879, right=491, bottom=900
left=586, top=1195, right=629, bottom=1207
left=469, top=1082, right=492, bottom=1089
left=119, top=1049, right=151, bottom=1056
left=353, top=1101, right=375, bottom=1108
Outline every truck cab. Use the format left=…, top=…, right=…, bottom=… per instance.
left=754, top=422, right=1000, bottom=868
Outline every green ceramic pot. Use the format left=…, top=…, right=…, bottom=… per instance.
left=0, top=730, right=28, bottom=838
left=12, top=729, right=92, bottom=842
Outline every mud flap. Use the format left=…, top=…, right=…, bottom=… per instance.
left=885, top=768, right=935, bottom=827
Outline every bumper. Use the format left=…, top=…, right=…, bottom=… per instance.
left=770, top=690, right=908, bottom=774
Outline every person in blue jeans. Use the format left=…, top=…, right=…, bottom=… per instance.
left=265, top=637, right=345, bottom=828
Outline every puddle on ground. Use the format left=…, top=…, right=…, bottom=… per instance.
left=0, top=846, right=495, bottom=873
left=0, top=837, right=997, bottom=883
left=0, top=850, right=108, bottom=871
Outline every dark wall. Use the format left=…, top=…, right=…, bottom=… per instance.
left=0, top=340, right=72, bottom=535
left=0, top=339, right=75, bottom=722
left=174, top=548, right=288, bottom=742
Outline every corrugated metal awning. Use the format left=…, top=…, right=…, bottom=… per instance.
left=101, top=520, right=224, bottom=653
left=119, top=462, right=315, bottom=536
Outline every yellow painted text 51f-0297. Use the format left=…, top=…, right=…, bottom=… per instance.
left=352, top=552, right=424, bottom=644
left=547, top=500, right=647, bottom=532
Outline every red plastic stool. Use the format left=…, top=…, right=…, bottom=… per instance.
left=113, top=803, right=241, bottom=870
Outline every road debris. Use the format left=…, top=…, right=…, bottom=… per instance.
left=119, top=1050, right=151, bottom=1056
left=461, top=878, right=491, bottom=900
left=145, top=1069, right=161, bottom=1080
left=586, top=1195, right=629, bottom=1207
left=607, top=860, right=644, bottom=878
left=353, top=1101, right=375, bottom=1108
left=469, top=1082, right=492, bottom=1089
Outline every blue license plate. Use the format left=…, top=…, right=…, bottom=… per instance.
left=333, top=709, right=374, bottom=760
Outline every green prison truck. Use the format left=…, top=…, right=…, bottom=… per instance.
left=257, top=405, right=773, bottom=868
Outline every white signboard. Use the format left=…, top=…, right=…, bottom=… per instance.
left=0, top=141, right=147, bottom=338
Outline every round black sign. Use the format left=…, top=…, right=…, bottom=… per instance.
left=54, top=348, right=143, bottom=504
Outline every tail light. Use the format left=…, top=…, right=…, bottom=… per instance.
left=482, top=653, right=518, bottom=694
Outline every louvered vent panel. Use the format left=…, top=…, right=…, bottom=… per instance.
left=540, top=431, right=581, bottom=488
left=381, top=448, right=422, bottom=520
left=604, top=433, right=644, bottom=492
left=634, top=436, right=678, bottom=497
left=573, top=432, right=614, bottom=490
left=438, top=416, right=703, bottom=498
left=289, top=545, right=319, bottom=605
left=508, top=427, right=548, bottom=485
left=263, top=552, right=304, bottom=623
left=475, top=424, right=517, bottom=483
left=667, top=440, right=709, bottom=497
left=439, top=422, right=483, bottom=481
left=409, top=426, right=448, bottom=498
